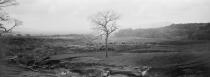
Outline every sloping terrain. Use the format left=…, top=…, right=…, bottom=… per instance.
left=115, top=23, right=210, bottom=40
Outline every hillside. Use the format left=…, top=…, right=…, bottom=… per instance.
left=115, top=23, right=210, bottom=40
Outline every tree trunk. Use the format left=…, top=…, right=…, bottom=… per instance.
left=105, top=35, right=108, bottom=58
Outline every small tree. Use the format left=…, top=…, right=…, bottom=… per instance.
left=0, top=0, right=21, bottom=36
left=0, top=0, right=20, bottom=61
left=90, top=10, right=120, bottom=57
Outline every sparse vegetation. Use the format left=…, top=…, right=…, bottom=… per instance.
left=1, top=34, right=210, bottom=77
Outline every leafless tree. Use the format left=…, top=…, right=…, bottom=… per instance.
left=90, top=10, right=120, bottom=57
left=0, top=0, right=21, bottom=36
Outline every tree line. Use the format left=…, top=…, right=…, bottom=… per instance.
left=115, top=23, right=210, bottom=40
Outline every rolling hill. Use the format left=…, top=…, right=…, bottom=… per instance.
left=115, top=23, right=210, bottom=40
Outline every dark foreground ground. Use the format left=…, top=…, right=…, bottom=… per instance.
left=0, top=36, right=210, bottom=77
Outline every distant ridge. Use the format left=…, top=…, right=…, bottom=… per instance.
left=115, top=23, right=210, bottom=40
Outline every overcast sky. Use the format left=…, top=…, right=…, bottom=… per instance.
left=6, top=0, right=210, bottom=34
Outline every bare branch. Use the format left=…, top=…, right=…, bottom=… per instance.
left=0, top=24, right=7, bottom=32
left=6, top=19, right=22, bottom=32
left=0, top=10, right=10, bottom=21
left=0, top=0, right=18, bottom=7
left=90, top=10, right=119, bottom=35
left=0, top=0, right=20, bottom=35
left=0, top=19, right=22, bottom=33
left=108, top=24, right=118, bottom=35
